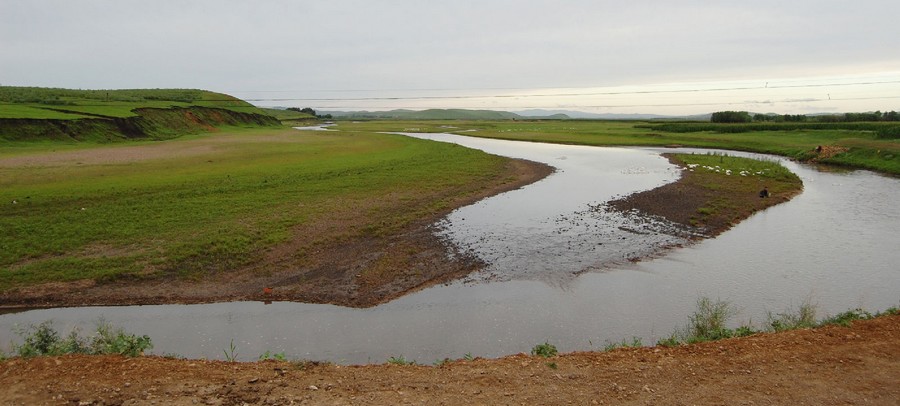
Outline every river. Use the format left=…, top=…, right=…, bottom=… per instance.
left=1, top=132, right=897, bottom=364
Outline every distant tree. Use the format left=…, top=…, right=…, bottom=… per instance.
left=782, top=114, right=807, bottom=122
left=816, top=114, right=842, bottom=122
left=844, top=112, right=882, bottom=122
left=286, top=107, right=318, bottom=116
left=711, top=111, right=752, bottom=123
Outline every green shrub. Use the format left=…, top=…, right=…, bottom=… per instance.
left=531, top=342, right=558, bottom=358
left=13, top=320, right=151, bottom=357
left=734, top=325, right=758, bottom=337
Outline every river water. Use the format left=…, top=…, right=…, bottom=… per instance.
left=1, top=132, right=898, bottom=364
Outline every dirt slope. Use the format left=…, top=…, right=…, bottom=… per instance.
left=2, top=315, right=897, bottom=405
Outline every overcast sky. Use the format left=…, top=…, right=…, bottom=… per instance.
left=2, top=0, right=899, bottom=114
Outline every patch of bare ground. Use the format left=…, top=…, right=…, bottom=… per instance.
left=1, top=315, right=897, bottom=405
left=0, top=159, right=553, bottom=309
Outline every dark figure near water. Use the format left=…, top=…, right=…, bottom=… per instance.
left=759, top=187, right=770, bottom=198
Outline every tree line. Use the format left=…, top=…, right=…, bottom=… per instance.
left=287, top=107, right=332, bottom=119
left=711, top=110, right=900, bottom=123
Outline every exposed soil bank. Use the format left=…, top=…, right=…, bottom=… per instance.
left=0, top=159, right=554, bottom=309
left=2, top=315, right=897, bottom=405
left=607, top=153, right=802, bottom=239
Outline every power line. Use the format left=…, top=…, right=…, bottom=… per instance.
left=234, top=80, right=900, bottom=102
left=305, top=95, right=900, bottom=110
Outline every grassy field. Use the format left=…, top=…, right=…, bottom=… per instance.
left=258, top=108, right=316, bottom=122
left=335, top=120, right=900, bottom=175
left=0, top=87, right=268, bottom=119
left=0, top=127, right=512, bottom=291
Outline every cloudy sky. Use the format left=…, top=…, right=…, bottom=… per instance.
left=2, top=0, right=899, bottom=115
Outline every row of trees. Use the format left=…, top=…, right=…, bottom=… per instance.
left=286, top=107, right=332, bottom=119
left=712, top=110, right=900, bottom=123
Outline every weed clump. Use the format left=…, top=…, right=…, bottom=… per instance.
left=686, top=297, right=739, bottom=342
left=13, top=320, right=151, bottom=358
left=387, top=355, right=416, bottom=366
left=767, top=300, right=818, bottom=331
left=531, top=342, right=558, bottom=358
left=818, top=308, right=873, bottom=327
left=604, top=337, right=643, bottom=351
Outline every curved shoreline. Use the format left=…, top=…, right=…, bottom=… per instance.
left=0, top=158, right=555, bottom=310
left=1, top=146, right=803, bottom=311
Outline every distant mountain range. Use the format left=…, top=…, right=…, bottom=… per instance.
left=320, top=108, right=568, bottom=120
left=509, top=109, right=711, bottom=120
left=283, top=107, right=712, bottom=121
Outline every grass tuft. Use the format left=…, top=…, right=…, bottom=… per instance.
left=387, top=355, right=416, bottom=366
left=767, top=300, right=818, bottom=332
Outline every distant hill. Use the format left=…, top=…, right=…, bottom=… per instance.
left=323, top=108, right=569, bottom=120
left=320, top=108, right=714, bottom=121
left=512, top=109, right=711, bottom=121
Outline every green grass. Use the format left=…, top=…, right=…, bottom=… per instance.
left=0, top=104, right=92, bottom=119
left=259, top=108, right=316, bottom=121
left=0, top=127, right=512, bottom=290
left=335, top=120, right=900, bottom=175
left=0, top=86, right=269, bottom=118
left=676, top=152, right=799, bottom=182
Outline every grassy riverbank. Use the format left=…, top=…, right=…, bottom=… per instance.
left=0, top=127, right=548, bottom=306
left=336, top=120, right=900, bottom=175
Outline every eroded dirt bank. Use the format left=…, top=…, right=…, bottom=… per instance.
left=2, top=315, right=897, bottom=405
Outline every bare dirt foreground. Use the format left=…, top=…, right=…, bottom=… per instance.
left=1, top=315, right=897, bottom=405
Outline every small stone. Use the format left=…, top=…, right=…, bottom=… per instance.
left=308, top=385, right=319, bottom=391
left=248, top=377, right=259, bottom=384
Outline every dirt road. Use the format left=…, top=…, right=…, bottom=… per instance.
left=2, top=315, right=897, bottom=405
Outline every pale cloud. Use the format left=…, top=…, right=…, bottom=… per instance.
left=2, top=0, right=898, bottom=114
